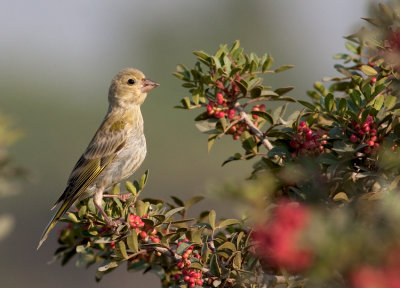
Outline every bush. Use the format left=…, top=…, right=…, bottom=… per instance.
left=53, top=2, right=400, bottom=287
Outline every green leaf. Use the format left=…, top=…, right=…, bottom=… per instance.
left=67, top=212, right=79, bottom=223
left=298, top=100, right=316, bottom=111
left=360, top=65, right=377, bottom=76
left=193, top=50, right=211, bottom=62
left=262, top=54, right=274, bottom=71
left=125, top=181, right=137, bottom=196
left=115, top=241, right=129, bottom=259
left=208, top=134, right=218, bottom=152
left=210, top=254, right=221, bottom=276
left=333, top=192, right=350, bottom=202
left=165, top=207, right=185, bottom=220
left=345, top=41, right=359, bottom=54
left=314, top=82, right=327, bottom=96
left=241, top=131, right=257, bottom=153
left=216, top=219, right=240, bottom=229
left=251, top=111, right=273, bottom=125
left=185, top=196, right=205, bottom=210
left=349, top=90, right=361, bottom=107
left=127, top=230, right=139, bottom=252
left=275, top=86, right=294, bottom=96
left=139, top=170, right=149, bottom=190
left=209, top=210, right=216, bottom=230
left=233, top=252, right=242, bottom=269
left=88, top=198, right=96, bottom=214
left=339, top=98, right=347, bottom=115
left=250, top=86, right=262, bottom=98
left=234, top=80, right=247, bottom=96
left=78, top=205, right=87, bottom=219
left=181, top=97, right=191, bottom=109
left=189, top=262, right=203, bottom=270
left=171, top=196, right=185, bottom=207
left=135, top=200, right=146, bottom=217
left=98, top=261, right=118, bottom=272
left=110, top=184, right=120, bottom=195
left=217, top=241, right=237, bottom=252
left=177, top=241, right=192, bottom=255
left=374, top=94, right=384, bottom=110
left=325, top=93, right=334, bottom=112
left=317, top=153, right=338, bottom=165
left=274, top=65, right=294, bottom=73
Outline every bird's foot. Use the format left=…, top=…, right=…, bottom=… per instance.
left=103, top=193, right=132, bottom=202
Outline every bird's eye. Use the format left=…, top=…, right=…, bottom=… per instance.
left=127, top=79, right=136, bottom=85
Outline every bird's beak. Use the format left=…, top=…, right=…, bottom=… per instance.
left=142, top=78, right=159, bottom=93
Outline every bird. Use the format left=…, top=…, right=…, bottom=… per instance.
left=37, top=68, right=159, bottom=249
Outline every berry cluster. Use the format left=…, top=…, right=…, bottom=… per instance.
left=173, top=239, right=203, bottom=287
left=206, top=92, right=237, bottom=120
left=289, top=121, right=326, bottom=156
left=350, top=247, right=400, bottom=288
left=349, top=116, right=380, bottom=155
left=129, top=214, right=160, bottom=243
left=253, top=200, right=313, bottom=273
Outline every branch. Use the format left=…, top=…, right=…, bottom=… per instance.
left=234, top=102, right=274, bottom=150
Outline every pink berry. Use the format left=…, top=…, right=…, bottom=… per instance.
left=299, top=121, right=306, bottom=127
left=367, top=140, right=375, bottom=146
left=370, top=136, right=377, bottom=142
left=184, top=276, right=190, bottom=282
left=259, top=104, right=266, bottom=111
left=350, top=134, right=358, bottom=143
left=174, top=274, right=181, bottom=280
left=196, top=279, right=203, bottom=286
left=140, top=231, right=147, bottom=239
left=365, top=115, right=373, bottom=123
left=177, top=262, right=184, bottom=269
left=233, top=134, right=239, bottom=140
left=374, top=143, right=380, bottom=149
left=371, top=77, right=377, bottom=83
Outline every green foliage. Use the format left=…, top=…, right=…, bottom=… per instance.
left=53, top=2, right=400, bottom=288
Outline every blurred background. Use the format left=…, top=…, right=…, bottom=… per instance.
left=0, top=0, right=373, bottom=287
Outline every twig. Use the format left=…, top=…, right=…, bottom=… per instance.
left=234, top=102, right=274, bottom=150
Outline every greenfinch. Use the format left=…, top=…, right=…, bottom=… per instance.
left=38, top=68, right=159, bottom=249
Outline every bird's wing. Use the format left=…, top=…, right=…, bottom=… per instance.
left=55, top=118, right=128, bottom=207
left=37, top=118, right=127, bottom=249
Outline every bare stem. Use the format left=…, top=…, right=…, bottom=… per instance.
left=234, top=102, right=273, bottom=150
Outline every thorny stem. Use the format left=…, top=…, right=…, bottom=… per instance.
left=234, top=102, right=274, bottom=150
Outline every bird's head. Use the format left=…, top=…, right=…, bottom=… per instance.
left=108, top=68, right=159, bottom=107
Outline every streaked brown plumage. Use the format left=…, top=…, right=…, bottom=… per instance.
left=38, top=68, right=159, bottom=249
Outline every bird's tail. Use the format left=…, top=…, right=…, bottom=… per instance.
left=37, top=199, right=72, bottom=250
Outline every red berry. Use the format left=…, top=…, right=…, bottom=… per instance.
left=350, top=134, right=358, bottom=143
left=299, top=121, right=306, bottom=127
left=259, top=104, right=266, bottom=111
left=227, top=109, right=236, bottom=119
left=252, top=114, right=259, bottom=120
left=371, top=77, right=377, bottom=83
left=374, top=143, right=380, bottom=149
left=196, top=279, right=203, bottom=286
left=174, top=274, right=181, bottom=280
left=140, top=231, right=147, bottom=239
left=363, top=124, right=370, bottom=132
left=189, top=277, right=196, bottom=284
left=365, top=115, right=373, bottom=123
left=290, top=140, right=300, bottom=149
left=177, top=261, right=184, bottom=269
left=367, top=140, right=375, bottom=146
left=233, top=134, right=239, bottom=140
left=370, top=136, right=377, bottom=142
left=184, top=276, right=190, bottom=282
